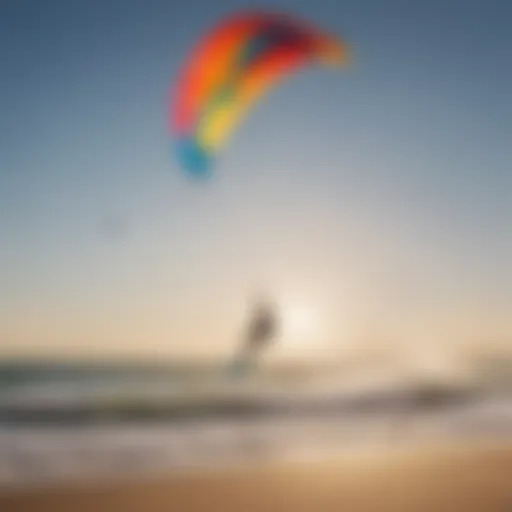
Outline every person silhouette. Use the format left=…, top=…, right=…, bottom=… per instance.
left=230, top=298, right=279, bottom=376
left=245, top=300, right=277, bottom=352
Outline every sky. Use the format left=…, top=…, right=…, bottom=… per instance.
left=1, top=0, right=510, bottom=363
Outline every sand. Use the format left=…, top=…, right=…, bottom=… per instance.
left=1, top=442, right=512, bottom=512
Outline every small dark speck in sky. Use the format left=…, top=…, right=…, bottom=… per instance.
left=100, top=213, right=131, bottom=242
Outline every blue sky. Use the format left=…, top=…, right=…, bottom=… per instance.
left=1, top=0, right=510, bottom=360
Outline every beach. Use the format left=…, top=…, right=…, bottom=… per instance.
left=2, top=362, right=512, bottom=510
left=1, top=442, right=512, bottom=512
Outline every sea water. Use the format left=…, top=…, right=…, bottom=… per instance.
left=1, top=362, right=511, bottom=488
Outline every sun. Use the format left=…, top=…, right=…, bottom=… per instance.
left=280, top=302, right=322, bottom=354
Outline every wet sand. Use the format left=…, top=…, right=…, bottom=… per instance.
left=2, top=442, right=512, bottom=512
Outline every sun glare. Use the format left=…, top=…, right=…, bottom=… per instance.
left=280, top=303, right=322, bottom=354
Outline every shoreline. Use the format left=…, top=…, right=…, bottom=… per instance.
left=2, top=441, right=512, bottom=511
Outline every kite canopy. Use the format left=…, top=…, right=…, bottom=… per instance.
left=170, top=10, right=350, bottom=178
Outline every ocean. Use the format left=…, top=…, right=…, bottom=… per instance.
left=1, top=361, right=511, bottom=488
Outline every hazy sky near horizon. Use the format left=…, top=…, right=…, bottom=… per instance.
left=1, top=0, right=510, bottom=361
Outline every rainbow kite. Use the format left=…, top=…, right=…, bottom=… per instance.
left=170, top=11, right=350, bottom=178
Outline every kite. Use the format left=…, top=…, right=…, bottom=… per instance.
left=170, top=10, right=350, bottom=178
